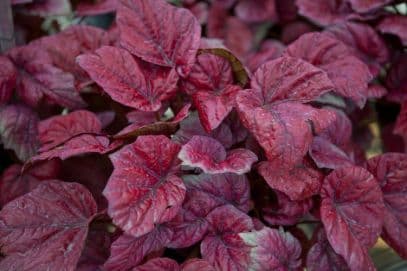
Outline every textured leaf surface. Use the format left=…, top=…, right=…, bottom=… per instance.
left=0, top=105, right=39, bottom=161
left=104, top=226, right=173, bottom=270
left=32, top=134, right=116, bottom=162
left=258, top=157, right=324, bottom=200
left=284, top=32, right=372, bottom=107
left=309, top=136, right=353, bottom=169
left=320, top=166, right=385, bottom=271
left=306, top=227, right=349, bottom=271
left=296, top=0, right=358, bottom=27
left=366, top=153, right=407, bottom=259
left=237, top=99, right=335, bottom=166
left=184, top=173, right=251, bottom=212
left=32, top=25, right=110, bottom=89
left=325, top=22, right=388, bottom=76
left=7, top=45, right=86, bottom=109
left=104, top=135, right=185, bottom=237
left=0, top=181, right=97, bottom=271
left=201, top=205, right=253, bottom=271
left=77, top=46, right=178, bottom=111
left=117, top=0, right=201, bottom=76
left=240, top=227, right=302, bottom=271
left=0, top=160, right=60, bottom=206
left=174, top=112, right=234, bottom=148
left=178, top=135, right=257, bottom=174
left=235, top=0, right=277, bottom=23
left=0, top=55, right=16, bottom=104
left=38, top=110, right=102, bottom=151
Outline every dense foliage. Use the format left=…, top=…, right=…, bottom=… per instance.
left=0, top=0, right=406, bottom=270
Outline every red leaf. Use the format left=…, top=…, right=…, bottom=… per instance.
left=166, top=190, right=213, bottom=248
left=0, top=181, right=97, bottom=271
left=258, top=157, right=324, bottom=201
left=247, top=56, right=334, bottom=105
left=320, top=166, right=385, bottom=271
left=183, top=173, right=251, bottom=212
left=319, top=108, right=352, bottom=148
left=0, top=159, right=60, bottom=206
left=296, top=0, right=358, bottom=27
left=38, top=110, right=102, bottom=151
left=263, top=190, right=313, bottom=225
left=32, top=25, right=110, bottom=89
left=104, top=226, right=173, bottom=270
left=178, top=135, right=257, bottom=174
left=103, top=135, right=185, bottom=237
left=377, top=15, right=407, bottom=46
left=193, top=85, right=241, bottom=132
left=174, top=112, right=234, bottom=148
left=239, top=227, right=302, bottom=271
left=132, top=258, right=179, bottom=271
left=7, top=45, right=86, bottom=109
left=77, top=46, right=178, bottom=111
left=309, top=136, right=353, bottom=170
left=117, top=0, right=201, bottom=76
left=32, top=134, right=117, bottom=162
left=245, top=40, right=285, bottom=73
left=237, top=99, right=335, bottom=166
left=180, top=53, right=233, bottom=95
left=284, top=32, right=372, bottom=107
left=347, top=0, right=392, bottom=13
left=0, top=55, right=16, bottom=104
left=366, top=153, right=407, bottom=259
left=306, top=227, right=349, bottom=271
left=0, top=105, right=39, bottom=161
left=235, top=0, right=277, bottom=23
left=201, top=205, right=254, bottom=271
left=325, top=22, right=389, bottom=76
left=115, top=104, right=190, bottom=139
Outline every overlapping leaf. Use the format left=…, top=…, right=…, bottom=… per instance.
left=0, top=181, right=97, bottom=271
left=320, top=166, right=385, bottom=271
left=285, top=32, right=372, bottom=107
left=306, top=227, right=349, bottom=271
left=7, top=45, right=86, bottom=109
left=104, top=226, right=173, bottom=270
left=0, top=56, right=16, bottom=105
left=0, top=159, right=60, bottom=206
left=77, top=46, right=178, bottom=111
left=117, top=0, right=201, bottom=76
left=178, top=135, right=257, bottom=174
left=366, top=153, right=407, bottom=259
left=239, top=227, right=302, bottom=271
left=0, top=105, right=39, bottom=161
left=103, top=135, right=185, bottom=237
left=201, top=205, right=254, bottom=271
